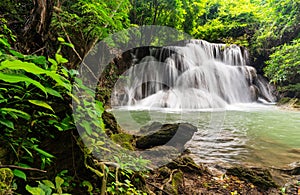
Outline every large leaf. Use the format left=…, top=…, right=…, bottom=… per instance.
left=0, top=72, right=47, bottom=95
left=13, top=169, right=27, bottom=180
left=0, top=118, right=14, bottom=129
left=0, top=60, right=71, bottom=91
left=0, top=60, right=47, bottom=74
left=26, top=185, right=45, bottom=195
left=28, top=100, right=54, bottom=112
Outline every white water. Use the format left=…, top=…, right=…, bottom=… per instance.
left=112, top=40, right=275, bottom=109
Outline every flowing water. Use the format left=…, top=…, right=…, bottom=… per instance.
left=111, top=40, right=298, bottom=168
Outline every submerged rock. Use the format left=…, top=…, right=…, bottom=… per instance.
left=135, top=122, right=197, bottom=150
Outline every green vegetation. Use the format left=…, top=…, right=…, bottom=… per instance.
left=0, top=0, right=299, bottom=194
left=265, top=39, right=300, bottom=86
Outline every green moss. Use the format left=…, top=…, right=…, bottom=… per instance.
left=277, top=97, right=300, bottom=108
left=172, top=170, right=183, bottom=189
left=111, top=133, right=134, bottom=150
left=277, top=97, right=291, bottom=105
left=0, top=168, right=14, bottom=195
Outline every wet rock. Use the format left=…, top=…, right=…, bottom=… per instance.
left=135, top=122, right=197, bottom=150
left=226, top=166, right=277, bottom=190
left=250, top=85, right=259, bottom=101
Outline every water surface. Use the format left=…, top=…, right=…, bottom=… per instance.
left=111, top=104, right=300, bottom=168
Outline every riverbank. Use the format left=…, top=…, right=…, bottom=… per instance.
left=277, top=97, right=300, bottom=111
left=104, top=115, right=299, bottom=194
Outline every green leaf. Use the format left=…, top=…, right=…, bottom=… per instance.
left=38, top=182, right=52, bottom=195
left=42, top=180, right=55, bottom=189
left=55, top=176, right=64, bottom=191
left=9, top=49, right=24, bottom=58
left=62, top=42, right=74, bottom=48
left=0, top=108, right=31, bottom=120
left=32, top=56, right=47, bottom=65
left=57, top=37, right=65, bottom=42
left=0, top=119, right=14, bottom=129
left=0, top=72, right=47, bottom=95
left=13, top=169, right=27, bottom=180
left=0, top=38, right=10, bottom=47
left=45, top=87, right=63, bottom=98
left=26, top=185, right=45, bottom=195
left=48, top=58, right=57, bottom=66
left=32, top=145, right=55, bottom=158
left=55, top=54, right=68, bottom=64
left=82, top=180, right=93, bottom=192
left=0, top=60, right=47, bottom=74
left=0, top=60, right=70, bottom=91
left=28, top=100, right=54, bottom=112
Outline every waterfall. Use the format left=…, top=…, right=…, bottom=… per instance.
left=112, top=40, right=275, bottom=109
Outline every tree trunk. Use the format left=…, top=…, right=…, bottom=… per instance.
left=21, top=0, right=53, bottom=55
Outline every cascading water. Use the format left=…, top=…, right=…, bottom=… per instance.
left=112, top=40, right=275, bottom=109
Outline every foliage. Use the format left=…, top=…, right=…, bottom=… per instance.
left=25, top=174, right=71, bottom=195
left=50, top=0, right=131, bottom=67
left=0, top=32, right=75, bottom=192
left=189, top=0, right=260, bottom=44
left=264, top=38, right=300, bottom=86
left=252, top=0, right=300, bottom=53
left=130, top=0, right=261, bottom=45
left=130, top=0, right=186, bottom=30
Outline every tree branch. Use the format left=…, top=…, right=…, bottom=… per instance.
left=0, top=165, right=47, bottom=173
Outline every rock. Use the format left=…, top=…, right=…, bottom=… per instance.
left=111, top=133, right=134, bottom=150
left=102, top=111, right=122, bottom=135
left=135, top=122, right=197, bottom=150
left=250, top=85, right=259, bottom=101
left=226, top=166, right=277, bottom=190
left=162, top=170, right=183, bottom=195
left=166, top=155, right=204, bottom=175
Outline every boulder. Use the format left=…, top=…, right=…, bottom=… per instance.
left=250, top=85, right=259, bottom=101
left=226, top=166, right=277, bottom=190
left=135, top=122, right=197, bottom=150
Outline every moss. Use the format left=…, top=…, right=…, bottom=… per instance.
left=277, top=97, right=300, bottom=109
left=111, top=133, right=134, bottom=150
left=0, top=168, right=14, bottom=195
left=277, top=97, right=291, bottom=105
left=102, top=111, right=122, bottom=135
left=172, top=170, right=183, bottom=190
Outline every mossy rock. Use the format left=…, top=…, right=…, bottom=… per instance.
left=277, top=97, right=300, bottom=109
left=111, top=133, right=134, bottom=150
left=0, top=168, right=14, bottom=195
left=166, top=156, right=203, bottom=175
left=102, top=111, right=122, bottom=136
left=226, top=166, right=277, bottom=190
left=277, top=97, right=292, bottom=105
left=172, top=170, right=183, bottom=192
